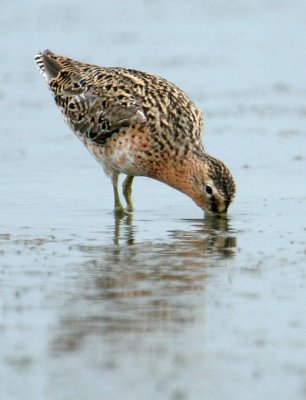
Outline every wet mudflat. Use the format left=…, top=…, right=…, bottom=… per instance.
left=1, top=1, right=306, bottom=399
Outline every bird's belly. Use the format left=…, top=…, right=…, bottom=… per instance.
left=80, top=127, right=151, bottom=177
left=100, top=147, right=138, bottom=176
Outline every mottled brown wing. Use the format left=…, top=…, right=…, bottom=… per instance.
left=87, top=102, right=146, bottom=146
left=65, top=92, right=146, bottom=146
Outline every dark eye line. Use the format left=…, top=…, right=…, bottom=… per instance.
left=210, top=196, right=218, bottom=213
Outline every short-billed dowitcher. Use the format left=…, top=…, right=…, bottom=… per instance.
left=35, top=50, right=236, bottom=215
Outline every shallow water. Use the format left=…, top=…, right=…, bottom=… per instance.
left=1, top=1, right=306, bottom=399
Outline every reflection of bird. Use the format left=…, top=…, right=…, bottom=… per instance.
left=35, top=50, right=236, bottom=215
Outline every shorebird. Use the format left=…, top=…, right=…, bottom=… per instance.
left=34, top=50, right=236, bottom=215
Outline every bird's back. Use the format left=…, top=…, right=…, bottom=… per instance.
left=35, top=50, right=204, bottom=156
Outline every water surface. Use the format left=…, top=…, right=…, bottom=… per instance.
left=1, top=1, right=306, bottom=399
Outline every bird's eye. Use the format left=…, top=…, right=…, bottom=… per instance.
left=205, top=185, right=213, bottom=195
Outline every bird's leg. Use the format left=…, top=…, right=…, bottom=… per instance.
left=122, top=175, right=134, bottom=212
left=112, top=173, right=125, bottom=216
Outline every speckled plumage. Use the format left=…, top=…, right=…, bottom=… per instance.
left=34, top=50, right=236, bottom=214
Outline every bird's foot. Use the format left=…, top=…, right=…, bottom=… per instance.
left=114, top=205, right=126, bottom=219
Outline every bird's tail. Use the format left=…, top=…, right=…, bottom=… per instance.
left=34, top=50, right=65, bottom=82
left=34, top=49, right=87, bottom=82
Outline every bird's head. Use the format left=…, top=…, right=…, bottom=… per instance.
left=189, top=155, right=236, bottom=215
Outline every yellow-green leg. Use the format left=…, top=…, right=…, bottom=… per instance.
left=122, top=175, right=134, bottom=212
left=112, top=173, right=125, bottom=216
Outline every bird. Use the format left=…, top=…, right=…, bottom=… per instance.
left=34, top=50, right=236, bottom=215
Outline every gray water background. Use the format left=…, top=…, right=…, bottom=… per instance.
left=0, top=1, right=306, bottom=399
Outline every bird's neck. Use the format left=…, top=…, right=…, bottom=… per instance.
left=153, top=153, right=207, bottom=200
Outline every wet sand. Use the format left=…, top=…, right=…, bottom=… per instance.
left=1, top=1, right=306, bottom=399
